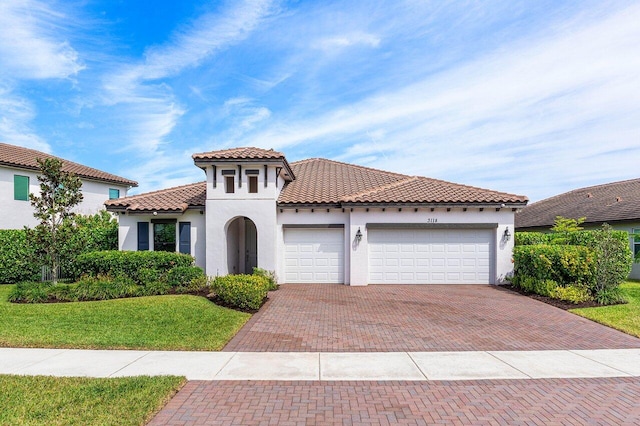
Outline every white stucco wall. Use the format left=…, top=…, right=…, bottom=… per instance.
left=0, top=165, right=129, bottom=229
left=118, top=210, right=206, bottom=269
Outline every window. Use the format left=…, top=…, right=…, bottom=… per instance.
left=179, top=222, right=191, bottom=254
left=249, top=176, right=258, bottom=193
left=109, top=188, right=120, bottom=199
left=153, top=222, right=176, bottom=252
left=14, top=175, right=29, bottom=201
left=633, top=229, right=640, bottom=259
left=225, top=176, right=235, bottom=193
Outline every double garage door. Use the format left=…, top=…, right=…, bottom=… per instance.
left=283, top=227, right=493, bottom=284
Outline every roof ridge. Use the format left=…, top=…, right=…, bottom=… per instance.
left=291, top=157, right=409, bottom=179
left=344, top=175, right=418, bottom=201
left=109, top=181, right=206, bottom=202
left=0, top=142, right=137, bottom=186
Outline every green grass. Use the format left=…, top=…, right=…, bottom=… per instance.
left=571, top=281, right=640, bottom=338
left=0, top=374, right=185, bottom=425
left=0, top=285, right=250, bottom=350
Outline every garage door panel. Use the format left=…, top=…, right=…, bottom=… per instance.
left=369, top=228, right=493, bottom=284
left=284, top=228, right=344, bottom=283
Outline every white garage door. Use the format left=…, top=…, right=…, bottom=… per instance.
left=284, top=228, right=344, bottom=283
left=368, top=228, right=493, bottom=284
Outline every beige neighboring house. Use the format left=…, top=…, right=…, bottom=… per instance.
left=0, top=142, right=138, bottom=229
left=105, top=147, right=528, bottom=286
left=515, top=178, right=640, bottom=279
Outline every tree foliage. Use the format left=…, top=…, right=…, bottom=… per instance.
left=551, top=216, right=586, bottom=233
left=25, top=158, right=83, bottom=283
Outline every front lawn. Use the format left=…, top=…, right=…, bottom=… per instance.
left=0, top=285, right=250, bottom=350
left=571, top=281, right=640, bottom=338
left=0, top=374, right=184, bottom=425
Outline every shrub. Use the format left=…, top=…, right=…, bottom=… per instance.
left=513, top=244, right=595, bottom=286
left=211, top=274, right=271, bottom=310
left=594, top=287, right=627, bottom=305
left=549, top=285, right=592, bottom=304
left=0, top=230, right=40, bottom=284
left=136, top=268, right=161, bottom=285
left=8, top=281, right=51, bottom=303
left=252, top=267, right=278, bottom=290
left=515, top=232, right=550, bottom=246
left=165, top=266, right=205, bottom=288
left=73, top=251, right=194, bottom=280
left=592, top=224, right=633, bottom=295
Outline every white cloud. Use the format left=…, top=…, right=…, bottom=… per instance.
left=0, top=0, right=84, bottom=80
left=315, top=32, right=381, bottom=51
left=0, top=85, right=50, bottom=152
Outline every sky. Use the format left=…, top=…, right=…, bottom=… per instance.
left=1, top=0, right=639, bottom=202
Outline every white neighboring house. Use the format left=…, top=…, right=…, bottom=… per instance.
left=105, top=147, right=528, bottom=285
left=0, top=142, right=138, bottom=229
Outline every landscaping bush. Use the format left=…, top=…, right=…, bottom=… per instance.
left=8, top=281, right=51, bottom=303
left=550, top=285, right=592, bottom=304
left=513, top=244, right=595, bottom=286
left=592, top=224, right=633, bottom=301
left=252, top=267, right=278, bottom=290
left=0, top=230, right=40, bottom=284
left=515, top=232, right=550, bottom=246
left=211, top=274, right=271, bottom=310
left=165, top=266, right=205, bottom=288
left=73, top=251, right=194, bottom=280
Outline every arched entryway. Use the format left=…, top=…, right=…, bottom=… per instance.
left=226, top=217, right=258, bottom=274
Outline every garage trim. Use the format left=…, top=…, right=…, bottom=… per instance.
left=366, top=223, right=498, bottom=229
left=283, top=224, right=344, bottom=229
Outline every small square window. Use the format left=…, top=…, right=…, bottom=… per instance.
left=14, top=175, right=29, bottom=201
left=109, top=188, right=120, bottom=199
left=249, top=176, right=258, bottom=193
left=225, top=176, right=235, bottom=193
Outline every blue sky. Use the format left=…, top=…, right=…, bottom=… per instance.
left=1, top=0, right=639, bottom=202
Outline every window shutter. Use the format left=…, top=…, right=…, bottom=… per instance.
left=137, top=222, right=149, bottom=251
left=179, top=222, right=191, bottom=255
left=14, top=175, right=29, bottom=201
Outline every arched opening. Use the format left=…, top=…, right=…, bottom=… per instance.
left=226, top=217, right=258, bottom=274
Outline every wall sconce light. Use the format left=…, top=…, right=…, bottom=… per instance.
left=355, top=228, right=363, bottom=242
left=503, top=227, right=511, bottom=242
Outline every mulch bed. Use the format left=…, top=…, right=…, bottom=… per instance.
left=497, top=284, right=603, bottom=310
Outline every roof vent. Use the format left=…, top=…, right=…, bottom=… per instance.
left=617, top=197, right=622, bottom=202
left=586, top=193, right=592, bottom=198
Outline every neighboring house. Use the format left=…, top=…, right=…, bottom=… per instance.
left=0, top=142, right=138, bottom=229
left=105, top=147, right=528, bottom=286
left=515, top=178, right=640, bottom=279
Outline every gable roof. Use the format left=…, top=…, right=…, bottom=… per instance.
left=106, top=155, right=528, bottom=214
left=104, top=181, right=206, bottom=213
left=279, top=158, right=527, bottom=206
left=0, top=142, right=137, bottom=187
left=515, top=178, right=640, bottom=230
left=192, top=147, right=295, bottom=181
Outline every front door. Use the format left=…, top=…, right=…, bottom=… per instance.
left=244, top=218, right=258, bottom=272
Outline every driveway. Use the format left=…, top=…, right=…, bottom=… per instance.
left=224, top=284, right=640, bottom=352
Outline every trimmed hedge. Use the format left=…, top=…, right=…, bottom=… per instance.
left=211, top=274, right=272, bottom=310
left=165, top=266, right=205, bottom=288
left=0, top=230, right=39, bottom=284
left=513, top=244, right=595, bottom=287
left=73, top=251, right=194, bottom=281
left=515, top=230, right=626, bottom=248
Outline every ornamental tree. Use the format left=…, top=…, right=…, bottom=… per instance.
left=26, top=158, right=83, bottom=283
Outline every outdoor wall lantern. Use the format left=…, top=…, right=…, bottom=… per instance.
left=355, top=228, right=363, bottom=242
left=503, top=227, right=511, bottom=242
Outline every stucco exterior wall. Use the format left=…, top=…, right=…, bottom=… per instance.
left=118, top=210, right=206, bottom=269
left=0, top=165, right=129, bottom=229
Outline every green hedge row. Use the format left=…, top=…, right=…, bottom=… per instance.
left=0, top=230, right=40, bottom=284
left=512, top=244, right=595, bottom=287
left=73, top=251, right=195, bottom=281
left=515, top=230, right=628, bottom=248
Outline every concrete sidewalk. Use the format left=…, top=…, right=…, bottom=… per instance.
left=2, top=347, right=640, bottom=381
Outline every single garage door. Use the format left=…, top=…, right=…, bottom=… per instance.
left=368, top=228, right=493, bottom=284
left=284, top=228, right=344, bottom=283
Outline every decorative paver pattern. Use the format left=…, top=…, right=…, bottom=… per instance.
left=224, top=284, right=640, bottom=352
left=150, top=378, right=640, bottom=425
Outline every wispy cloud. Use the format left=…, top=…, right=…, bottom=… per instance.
left=0, top=85, right=50, bottom=151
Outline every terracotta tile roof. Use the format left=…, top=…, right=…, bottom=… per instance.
left=0, top=142, right=137, bottom=187
left=515, top=178, right=640, bottom=230
left=192, top=147, right=286, bottom=160
left=104, top=181, right=206, bottom=213
left=278, top=158, right=527, bottom=206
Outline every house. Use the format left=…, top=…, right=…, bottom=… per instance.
left=0, top=142, right=138, bottom=229
left=515, top=178, right=640, bottom=279
left=105, top=147, right=528, bottom=285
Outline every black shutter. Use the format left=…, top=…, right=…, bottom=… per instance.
left=137, top=222, right=149, bottom=251
left=179, top=222, right=191, bottom=254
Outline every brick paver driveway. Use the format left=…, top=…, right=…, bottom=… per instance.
left=224, top=284, right=640, bottom=352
